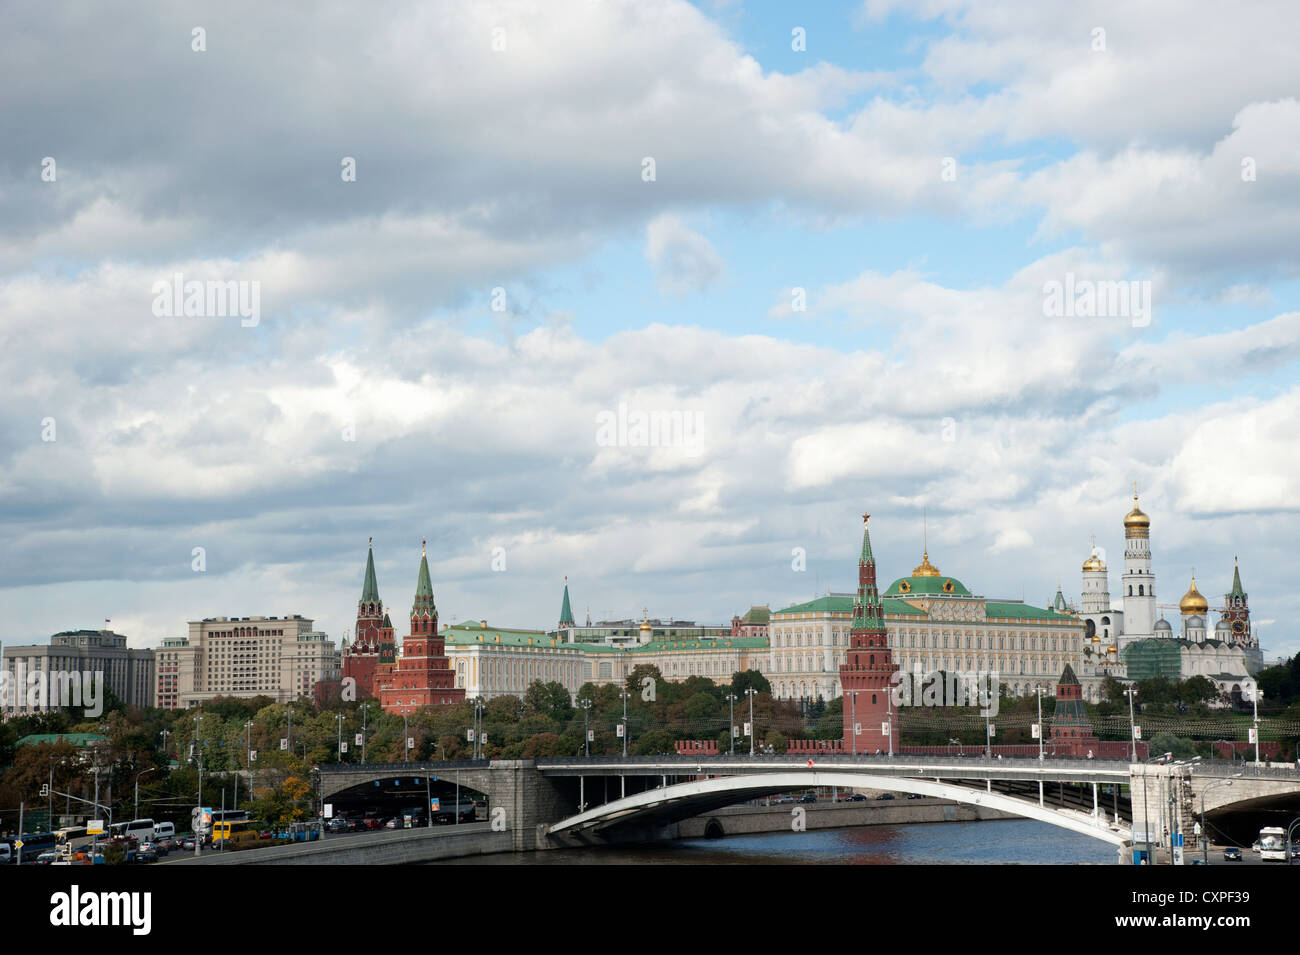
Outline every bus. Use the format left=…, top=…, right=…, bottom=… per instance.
left=1258, top=827, right=1287, bottom=861
left=109, top=819, right=155, bottom=844
left=192, top=808, right=250, bottom=844
left=211, top=819, right=256, bottom=847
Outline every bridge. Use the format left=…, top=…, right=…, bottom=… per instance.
left=305, top=755, right=1300, bottom=862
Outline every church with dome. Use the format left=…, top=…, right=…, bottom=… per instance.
left=1073, top=488, right=1263, bottom=703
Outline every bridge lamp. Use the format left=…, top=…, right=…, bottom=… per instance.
left=1200, top=775, right=1240, bottom=865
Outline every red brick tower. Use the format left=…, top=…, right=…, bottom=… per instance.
left=342, top=538, right=389, bottom=699
left=378, top=541, right=465, bottom=713
left=840, top=513, right=899, bottom=754
left=1050, top=664, right=1099, bottom=757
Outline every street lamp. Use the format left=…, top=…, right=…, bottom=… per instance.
left=1200, top=775, right=1240, bottom=864
left=619, top=689, right=631, bottom=757
left=1124, top=686, right=1138, bottom=762
left=744, top=687, right=758, bottom=757
left=849, top=691, right=858, bottom=756
left=579, top=698, right=593, bottom=757
left=724, top=693, right=738, bottom=755
left=134, top=767, right=158, bottom=820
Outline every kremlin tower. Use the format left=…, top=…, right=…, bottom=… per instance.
left=839, top=513, right=899, bottom=754
left=377, top=541, right=465, bottom=713
left=341, top=538, right=396, bottom=700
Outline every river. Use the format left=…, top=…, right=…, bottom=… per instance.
left=441, top=818, right=1118, bottom=864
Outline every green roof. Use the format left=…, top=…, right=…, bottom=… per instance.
left=441, top=622, right=767, bottom=654
left=1122, top=639, right=1184, bottom=681
left=984, top=601, right=1076, bottom=621
left=883, top=575, right=972, bottom=597
left=1230, top=561, right=1246, bottom=599
left=739, top=605, right=770, bottom=624
left=361, top=543, right=379, bottom=603
left=559, top=578, right=575, bottom=626
left=772, top=595, right=927, bottom=617
left=412, top=550, right=435, bottom=617
left=17, top=733, right=108, bottom=749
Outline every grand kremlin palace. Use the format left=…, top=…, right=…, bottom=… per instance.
left=767, top=547, right=1088, bottom=703
left=438, top=547, right=1085, bottom=704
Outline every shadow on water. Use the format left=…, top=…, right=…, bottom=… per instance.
left=438, top=818, right=1118, bottom=865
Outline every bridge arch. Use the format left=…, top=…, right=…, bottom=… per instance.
left=549, top=771, right=1128, bottom=847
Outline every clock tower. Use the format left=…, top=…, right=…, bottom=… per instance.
left=1220, top=558, right=1252, bottom=647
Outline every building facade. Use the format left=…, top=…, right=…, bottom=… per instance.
left=767, top=550, right=1086, bottom=703
left=2, top=630, right=154, bottom=717
left=155, top=615, right=338, bottom=709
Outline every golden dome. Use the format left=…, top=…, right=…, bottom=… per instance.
left=912, top=550, right=941, bottom=577
left=1179, top=576, right=1208, bottom=615
left=1123, top=486, right=1150, bottom=534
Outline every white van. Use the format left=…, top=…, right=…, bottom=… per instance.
left=153, top=822, right=175, bottom=840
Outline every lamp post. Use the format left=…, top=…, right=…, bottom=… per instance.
left=361, top=702, right=370, bottom=764
left=1124, top=686, right=1138, bottom=762
left=193, top=714, right=203, bottom=807
left=1252, top=688, right=1261, bottom=770
left=619, top=690, right=631, bottom=757
left=134, top=767, right=158, bottom=820
left=849, top=691, right=858, bottom=756
left=745, top=687, right=758, bottom=756
left=336, top=713, right=345, bottom=763
left=580, top=698, right=592, bottom=757
left=286, top=706, right=294, bottom=759
left=403, top=710, right=411, bottom=762
left=1201, top=776, right=1240, bottom=864
left=724, top=693, right=738, bottom=755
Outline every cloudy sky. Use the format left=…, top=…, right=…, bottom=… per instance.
left=2, top=1, right=1297, bottom=660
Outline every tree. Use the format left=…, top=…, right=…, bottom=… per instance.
left=730, top=670, right=771, bottom=696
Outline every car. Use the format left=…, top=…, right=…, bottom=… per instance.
left=798, top=793, right=817, bottom=804
left=131, top=848, right=158, bottom=864
left=139, top=841, right=167, bottom=857
left=180, top=838, right=197, bottom=851
left=848, top=793, right=867, bottom=802
left=327, top=818, right=351, bottom=833
left=1223, top=847, right=1242, bottom=861
left=35, top=850, right=58, bottom=865
left=875, top=793, right=896, bottom=800
left=906, top=793, right=925, bottom=800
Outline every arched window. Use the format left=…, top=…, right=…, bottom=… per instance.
left=1138, top=585, right=1144, bottom=596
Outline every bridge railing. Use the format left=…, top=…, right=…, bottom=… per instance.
left=315, top=759, right=491, bottom=774
left=535, top=753, right=1131, bottom=773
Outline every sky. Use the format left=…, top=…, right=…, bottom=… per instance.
left=1, top=1, right=1297, bottom=660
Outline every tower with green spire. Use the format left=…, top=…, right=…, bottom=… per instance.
left=558, top=576, right=575, bottom=632
left=1220, top=557, right=1252, bottom=647
left=377, top=540, right=464, bottom=712
left=343, top=537, right=392, bottom=700
left=840, top=512, right=899, bottom=753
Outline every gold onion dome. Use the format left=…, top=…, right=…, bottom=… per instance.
left=1179, top=576, right=1208, bottom=615
left=912, top=551, right=941, bottom=577
left=1123, top=487, right=1150, bottom=531
left=1082, top=541, right=1105, bottom=572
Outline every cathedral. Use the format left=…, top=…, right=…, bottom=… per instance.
left=340, top=540, right=464, bottom=712
left=1074, top=489, right=1262, bottom=702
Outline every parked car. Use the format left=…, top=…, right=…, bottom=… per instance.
left=847, top=793, right=867, bottom=802
left=906, top=793, right=925, bottom=800
left=257, top=830, right=274, bottom=840
left=875, top=793, right=895, bottom=800
left=798, top=793, right=817, bottom=804
left=1223, top=847, right=1242, bottom=861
